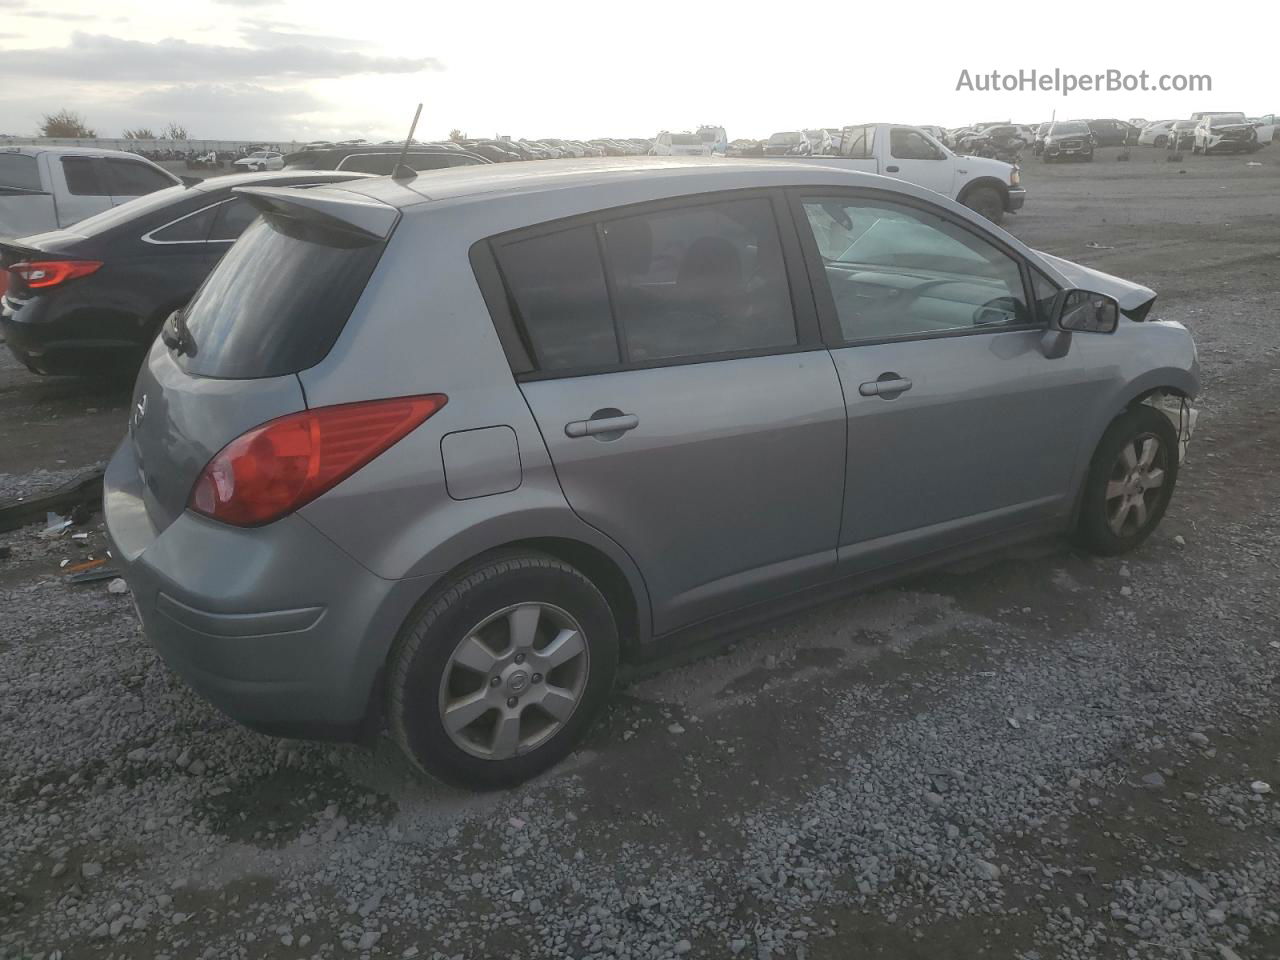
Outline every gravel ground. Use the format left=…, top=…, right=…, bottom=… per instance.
left=1, top=147, right=1278, bottom=960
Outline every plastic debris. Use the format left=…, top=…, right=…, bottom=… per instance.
left=39, top=512, right=74, bottom=539
left=1084, top=241, right=1114, bottom=250
left=107, top=578, right=129, bottom=595
left=1251, top=780, right=1272, bottom=795
left=67, top=566, right=121, bottom=585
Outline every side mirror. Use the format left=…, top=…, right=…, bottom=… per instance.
left=1055, top=289, right=1119, bottom=334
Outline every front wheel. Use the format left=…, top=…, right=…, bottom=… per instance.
left=962, top=185, right=1004, bottom=224
left=388, top=552, right=619, bottom=789
left=1077, top=405, right=1180, bottom=556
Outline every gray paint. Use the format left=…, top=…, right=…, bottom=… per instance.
left=103, top=158, right=1200, bottom=740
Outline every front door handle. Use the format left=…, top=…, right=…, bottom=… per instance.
left=858, top=376, right=913, bottom=398
left=565, top=412, right=639, bottom=439
left=884, top=164, right=900, bottom=173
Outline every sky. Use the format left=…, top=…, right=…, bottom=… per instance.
left=0, top=0, right=1273, bottom=143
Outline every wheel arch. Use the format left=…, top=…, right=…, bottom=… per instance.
left=956, top=176, right=1009, bottom=207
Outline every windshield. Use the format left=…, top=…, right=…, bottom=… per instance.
left=769, top=132, right=802, bottom=145
left=1050, top=122, right=1090, bottom=135
left=670, top=134, right=701, bottom=145
left=0, top=153, right=42, bottom=191
left=1210, top=116, right=1245, bottom=127
left=1037, top=123, right=1052, bottom=134
left=698, top=128, right=720, bottom=141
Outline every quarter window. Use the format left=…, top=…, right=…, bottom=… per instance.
left=210, top=197, right=259, bottom=241
left=149, top=204, right=217, bottom=242
left=496, top=225, right=619, bottom=371
left=838, top=125, right=875, bottom=159
left=61, top=157, right=109, bottom=196
left=800, top=197, right=1032, bottom=342
left=600, top=197, right=796, bottom=362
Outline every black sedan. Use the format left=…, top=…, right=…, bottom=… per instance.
left=1, top=170, right=371, bottom=377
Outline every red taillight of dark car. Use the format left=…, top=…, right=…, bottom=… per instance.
left=8, top=260, right=103, bottom=290
left=189, top=394, right=448, bottom=527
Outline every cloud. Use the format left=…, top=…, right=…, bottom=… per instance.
left=213, top=0, right=279, bottom=6
left=12, top=9, right=97, bottom=19
left=239, top=19, right=375, bottom=51
left=0, top=32, right=442, bottom=82
left=132, top=82, right=324, bottom=122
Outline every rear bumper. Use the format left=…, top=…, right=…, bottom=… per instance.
left=1, top=295, right=147, bottom=376
left=1005, top=187, right=1026, bottom=212
left=104, top=439, right=437, bottom=741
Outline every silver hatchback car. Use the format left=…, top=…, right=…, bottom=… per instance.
left=105, top=159, right=1198, bottom=788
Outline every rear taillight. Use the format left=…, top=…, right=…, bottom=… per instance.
left=189, top=394, right=448, bottom=527
left=9, top=260, right=103, bottom=290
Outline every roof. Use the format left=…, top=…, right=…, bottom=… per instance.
left=1, top=144, right=165, bottom=160
left=327, top=157, right=926, bottom=209
left=189, top=169, right=373, bottom=193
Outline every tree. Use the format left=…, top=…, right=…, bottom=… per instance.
left=449, top=128, right=466, bottom=143
left=122, top=128, right=156, bottom=140
left=163, top=121, right=189, bottom=140
left=40, top=109, right=96, bottom=138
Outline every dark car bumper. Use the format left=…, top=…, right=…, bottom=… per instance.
left=1044, top=141, right=1093, bottom=159
left=1, top=293, right=150, bottom=376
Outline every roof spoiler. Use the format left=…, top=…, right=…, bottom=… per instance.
left=233, top=186, right=399, bottom=240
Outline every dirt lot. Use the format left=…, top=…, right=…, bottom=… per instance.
left=2, top=147, right=1279, bottom=960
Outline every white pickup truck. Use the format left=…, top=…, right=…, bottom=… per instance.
left=0, top=145, right=182, bottom=238
left=780, top=123, right=1026, bottom=224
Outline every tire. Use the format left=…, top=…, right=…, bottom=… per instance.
left=962, top=185, right=1004, bottom=224
left=1076, top=405, right=1180, bottom=556
left=388, top=552, right=619, bottom=789
left=1154, top=135, right=1167, bottom=148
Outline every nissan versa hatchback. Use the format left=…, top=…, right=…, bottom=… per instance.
left=105, top=159, right=1198, bottom=789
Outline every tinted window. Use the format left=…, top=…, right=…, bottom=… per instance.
left=839, top=126, right=875, bottom=159
left=801, top=198, right=1030, bottom=342
left=0, top=154, right=41, bottom=191
left=890, top=128, right=943, bottom=160
left=177, top=216, right=384, bottom=379
left=497, top=225, right=618, bottom=371
left=106, top=159, right=173, bottom=196
left=149, top=204, right=218, bottom=242
left=61, top=157, right=109, bottom=196
left=601, top=198, right=795, bottom=362
left=209, top=197, right=259, bottom=241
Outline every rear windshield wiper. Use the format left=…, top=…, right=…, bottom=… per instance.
left=160, top=309, right=197, bottom=357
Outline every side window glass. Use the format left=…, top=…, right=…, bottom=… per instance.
left=106, top=159, right=173, bottom=196
left=149, top=204, right=218, bottom=242
left=61, top=157, right=109, bottom=196
left=1031, top=268, right=1059, bottom=323
left=210, top=198, right=259, bottom=241
left=600, top=197, right=796, bottom=362
left=496, top=225, right=619, bottom=372
left=890, top=128, right=943, bottom=161
left=800, top=197, right=1031, bottom=342
left=339, top=154, right=396, bottom=174
left=839, top=126, right=874, bottom=159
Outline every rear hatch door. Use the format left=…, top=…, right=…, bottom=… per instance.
left=128, top=184, right=398, bottom=533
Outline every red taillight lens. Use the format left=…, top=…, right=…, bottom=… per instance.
left=10, top=260, right=103, bottom=290
left=189, top=394, right=448, bottom=527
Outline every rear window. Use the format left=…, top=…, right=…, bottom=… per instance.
left=0, top=154, right=41, bottom=191
left=176, top=214, right=384, bottom=379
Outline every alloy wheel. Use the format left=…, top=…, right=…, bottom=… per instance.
left=1105, top=432, right=1167, bottom=537
left=437, top=603, right=590, bottom=761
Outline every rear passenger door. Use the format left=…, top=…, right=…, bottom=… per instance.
left=483, top=192, right=847, bottom=635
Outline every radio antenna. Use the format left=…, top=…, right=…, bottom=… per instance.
left=392, top=102, right=423, bottom=180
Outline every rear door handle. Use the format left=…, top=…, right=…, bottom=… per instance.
left=858, top=377, right=913, bottom=398
left=565, top=413, right=639, bottom=438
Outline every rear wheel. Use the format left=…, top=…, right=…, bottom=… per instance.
left=388, top=552, right=619, bottom=789
left=1154, top=135, right=1168, bottom=148
left=1077, top=406, right=1180, bottom=556
left=962, top=186, right=1004, bottom=224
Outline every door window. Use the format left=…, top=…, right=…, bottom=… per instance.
left=800, top=197, right=1032, bottom=342
left=495, top=225, right=620, bottom=371
left=60, top=157, right=109, bottom=196
left=889, top=128, right=944, bottom=161
left=600, top=197, right=796, bottom=362
left=148, top=204, right=218, bottom=242
left=106, top=158, right=173, bottom=196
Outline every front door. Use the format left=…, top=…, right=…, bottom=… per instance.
left=791, top=191, right=1107, bottom=573
left=493, top=193, right=846, bottom=634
